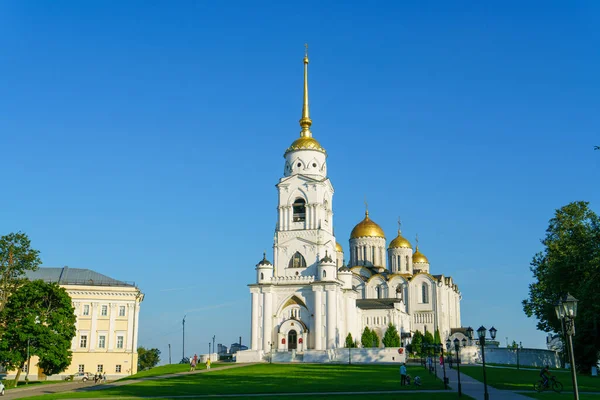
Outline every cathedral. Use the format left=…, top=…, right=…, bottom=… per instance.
left=244, top=51, right=462, bottom=360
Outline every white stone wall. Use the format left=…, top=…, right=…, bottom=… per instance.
left=349, top=237, right=387, bottom=268
left=388, top=247, right=413, bottom=274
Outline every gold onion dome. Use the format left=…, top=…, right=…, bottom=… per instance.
left=389, top=231, right=412, bottom=249
left=350, top=211, right=386, bottom=239
left=413, top=247, right=429, bottom=264
left=336, top=242, right=343, bottom=252
left=285, top=137, right=326, bottom=155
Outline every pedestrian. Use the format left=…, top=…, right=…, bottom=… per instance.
left=189, top=357, right=195, bottom=372
left=103, top=372, right=106, bottom=383
left=400, top=363, right=407, bottom=386
left=206, top=356, right=211, bottom=370
left=94, top=373, right=98, bottom=384
left=439, top=354, right=444, bottom=367
left=193, top=353, right=198, bottom=366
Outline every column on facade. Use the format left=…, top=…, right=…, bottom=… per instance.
left=126, top=302, right=135, bottom=351
left=326, top=287, right=336, bottom=348
left=313, top=287, right=323, bottom=350
left=133, top=301, right=140, bottom=350
left=278, top=207, right=283, bottom=230
left=72, top=302, right=80, bottom=350
left=108, top=303, right=117, bottom=351
left=89, top=302, right=99, bottom=351
left=251, top=290, right=259, bottom=350
left=262, top=289, right=273, bottom=351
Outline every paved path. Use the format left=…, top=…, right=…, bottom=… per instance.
left=444, top=366, right=532, bottom=400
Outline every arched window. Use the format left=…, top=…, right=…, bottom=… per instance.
left=422, top=283, right=429, bottom=303
left=288, top=252, right=307, bottom=268
left=260, top=273, right=264, bottom=280
left=322, top=270, right=327, bottom=278
left=376, top=286, right=381, bottom=299
left=397, top=255, right=401, bottom=270
left=405, top=255, right=409, bottom=271
left=292, top=198, right=306, bottom=222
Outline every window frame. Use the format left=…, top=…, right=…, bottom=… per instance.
left=98, top=335, right=106, bottom=349
left=119, top=306, right=126, bottom=317
left=80, top=335, right=88, bottom=348
left=101, top=305, right=108, bottom=316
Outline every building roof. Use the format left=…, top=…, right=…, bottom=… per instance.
left=25, top=267, right=136, bottom=288
left=356, top=299, right=402, bottom=310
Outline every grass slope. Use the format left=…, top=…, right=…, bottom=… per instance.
left=459, top=365, right=600, bottom=392
left=121, top=363, right=223, bottom=380
left=23, top=363, right=448, bottom=399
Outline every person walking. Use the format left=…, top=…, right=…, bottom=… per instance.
left=400, top=363, right=407, bottom=386
left=103, top=372, right=107, bottom=383
left=206, top=356, right=211, bottom=370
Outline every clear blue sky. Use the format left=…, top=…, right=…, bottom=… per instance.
left=1, top=1, right=599, bottom=359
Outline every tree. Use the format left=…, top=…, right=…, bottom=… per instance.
left=345, top=333, right=357, bottom=348
left=523, top=201, right=600, bottom=370
left=0, top=280, right=76, bottom=386
left=382, top=323, right=401, bottom=347
left=361, top=327, right=372, bottom=348
left=412, top=330, right=423, bottom=356
left=138, top=347, right=161, bottom=370
left=0, top=232, right=41, bottom=312
left=423, top=330, right=434, bottom=345
left=434, top=328, right=442, bottom=345
left=371, top=330, right=380, bottom=347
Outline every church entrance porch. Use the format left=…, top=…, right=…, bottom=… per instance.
left=278, top=318, right=308, bottom=352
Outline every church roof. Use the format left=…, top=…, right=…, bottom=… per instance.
left=25, top=267, right=135, bottom=287
left=356, top=299, right=402, bottom=310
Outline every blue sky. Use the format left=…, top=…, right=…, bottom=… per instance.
left=1, top=1, right=599, bottom=359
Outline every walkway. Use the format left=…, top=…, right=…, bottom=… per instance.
left=444, top=366, right=532, bottom=400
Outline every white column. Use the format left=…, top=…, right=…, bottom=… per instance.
left=251, top=291, right=259, bottom=350
left=127, top=302, right=135, bottom=351
left=326, top=287, right=336, bottom=348
left=314, top=287, right=323, bottom=350
left=108, top=303, right=117, bottom=351
left=278, top=207, right=282, bottom=230
left=89, top=302, right=99, bottom=352
left=262, top=289, right=273, bottom=351
left=133, top=302, right=140, bottom=350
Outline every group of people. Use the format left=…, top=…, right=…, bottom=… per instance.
left=93, top=372, right=107, bottom=384
left=399, top=363, right=421, bottom=387
left=189, top=353, right=211, bottom=372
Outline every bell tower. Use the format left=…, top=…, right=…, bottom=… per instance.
left=273, top=47, right=337, bottom=278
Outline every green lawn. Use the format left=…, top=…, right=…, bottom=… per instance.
left=120, top=362, right=224, bottom=380
left=521, top=394, right=600, bottom=400
left=459, top=365, right=600, bottom=392
left=22, top=363, right=449, bottom=399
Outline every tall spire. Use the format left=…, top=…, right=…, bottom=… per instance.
left=299, top=43, right=312, bottom=137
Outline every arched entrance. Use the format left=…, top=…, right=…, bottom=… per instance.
left=288, top=330, right=297, bottom=351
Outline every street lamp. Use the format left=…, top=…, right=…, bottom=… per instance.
left=475, top=325, right=497, bottom=400
left=452, top=337, right=463, bottom=396
left=556, top=293, right=579, bottom=400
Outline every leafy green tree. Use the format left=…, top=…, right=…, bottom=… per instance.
left=523, top=201, right=600, bottom=370
left=138, top=347, right=161, bottom=370
left=0, top=232, right=41, bottom=312
left=361, top=327, right=372, bottom=348
left=424, top=330, right=434, bottom=345
left=412, top=330, right=423, bottom=356
left=0, top=280, right=76, bottom=386
left=345, top=333, right=357, bottom=348
left=371, top=331, right=380, bottom=347
left=382, top=323, right=401, bottom=347
left=434, top=328, right=441, bottom=344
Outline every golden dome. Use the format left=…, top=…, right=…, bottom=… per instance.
left=284, top=136, right=326, bottom=156
left=413, top=247, right=429, bottom=264
left=389, top=231, right=412, bottom=249
left=336, top=242, right=343, bottom=252
left=350, top=211, right=385, bottom=239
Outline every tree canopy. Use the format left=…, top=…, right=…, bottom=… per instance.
left=0, top=232, right=41, bottom=312
left=360, top=326, right=380, bottom=348
left=434, top=328, right=441, bottom=344
left=0, top=279, right=76, bottom=386
left=523, top=201, right=600, bottom=370
left=138, top=347, right=161, bottom=370
left=382, top=323, right=401, bottom=347
left=411, top=330, right=423, bottom=356
left=344, top=333, right=357, bottom=348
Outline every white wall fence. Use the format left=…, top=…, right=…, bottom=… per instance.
left=458, top=346, right=561, bottom=368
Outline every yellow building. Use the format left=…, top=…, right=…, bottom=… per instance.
left=17, top=267, right=144, bottom=380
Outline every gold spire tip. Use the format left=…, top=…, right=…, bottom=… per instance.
left=299, top=43, right=312, bottom=137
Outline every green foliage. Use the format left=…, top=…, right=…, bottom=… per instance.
left=423, top=330, right=434, bottom=345
left=138, top=347, right=161, bottom=370
left=411, top=330, right=423, bottom=356
left=0, top=280, right=76, bottom=385
left=382, top=323, right=401, bottom=347
left=522, top=201, right=600, bottom=370
left=434, top=328, right=441, bottom=344
left=372, top=331, right=380, bottom=347
left=361, top=326, right=372, bottom=348
left=344, top=333, right=357, bottom=348
left=0, top=232, right=42, bottom=313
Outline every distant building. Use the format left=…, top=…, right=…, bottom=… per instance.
left=9, top=267, right=144, bottom=380
left=230, top=343, right=248, bottom=354
left=217, top=344, right=228, bottom=354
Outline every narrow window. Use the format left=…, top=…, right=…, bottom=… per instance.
left=292, top=198, right=306, bottom=222
left=363, top=247, right=367, bottom=263
left=97, top=364, right=104, bottom=373
left=98, top=335, right=106, bottom=348
left=78, top=364, right=85, bottom=373
left=405, top=255, right=409, bottom=271
left=372, top=247, right=375, bottom=263
left=397, top=255, right=401, bottom=270
left=83, top=305, right=90, bottom=316
left=117, top=336, right=124, bottom=349
left=101, top=305, right=108, bottom=316
left=119, top=306, right=126, bottom=317
left=260, top=272, right=264, bottom=279
left=323, top=270, right=326, bottom=278
left=116, top=365, right=122, bottom=373
left=422, top=284, right=429, bottom=303
left=288, top=252, right=307, bottom=268
left=376, top=286, right=381, bottom=299
left=80, top=335, right=88, bottom=348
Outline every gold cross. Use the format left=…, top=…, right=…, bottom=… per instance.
left=304, top=43, right=308, bottom=57
left=398, top=217, right=402, bottom=232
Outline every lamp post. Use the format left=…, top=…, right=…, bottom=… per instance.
left=556, top=293, right=579, bottom=400
left=474, top=325, right=497, bottom=400
left=452, top=337, right=463, bottom=396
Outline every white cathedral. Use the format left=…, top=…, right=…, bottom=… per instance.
left=243, top=51, right=462, bottom=361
